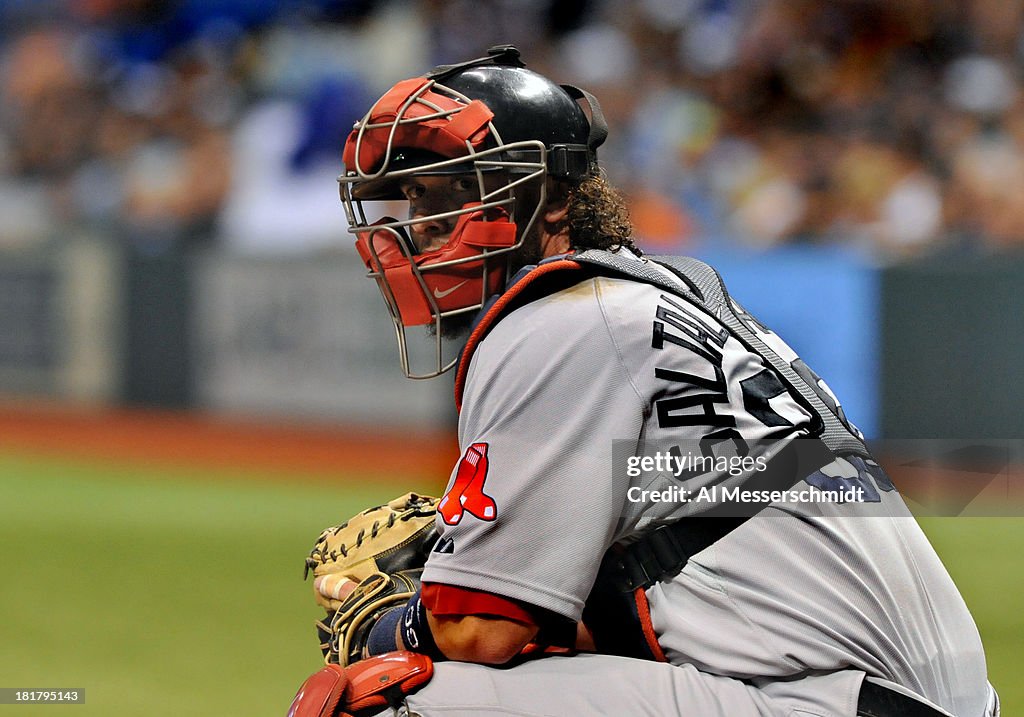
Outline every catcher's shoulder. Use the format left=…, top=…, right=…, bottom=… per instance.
left=493, top=272, right=660, bottom=334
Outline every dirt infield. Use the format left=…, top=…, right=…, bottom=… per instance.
left=0, top=400, right=459, bottom=484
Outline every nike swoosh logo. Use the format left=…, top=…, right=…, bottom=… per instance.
left=433, top=281, right=468, bottom=299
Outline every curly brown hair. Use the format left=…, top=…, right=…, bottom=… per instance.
left=566, top=173, right=640, bottom=255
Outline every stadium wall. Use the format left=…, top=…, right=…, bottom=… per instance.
left=0, top=239, right=1019, bottom=439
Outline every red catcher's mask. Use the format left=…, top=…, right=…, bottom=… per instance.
left=339, top=75, right=547, bottom=378
left=353, top=203, right=517, bottom=327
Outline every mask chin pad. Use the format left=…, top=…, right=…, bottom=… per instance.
left=354, top=218, right=415, bottom=270
left=353, top=208, right=518, bottom=327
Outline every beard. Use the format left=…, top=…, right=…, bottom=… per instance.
left=427, top=310, right=477, bottom=341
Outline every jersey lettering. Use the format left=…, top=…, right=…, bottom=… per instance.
left=656, top=391, right=736, bottom=429
left=652, top=295, right=736, bottom=430
left=651, top=294, right=729, bottom=359
left=739, top=369, right=793, bottom=428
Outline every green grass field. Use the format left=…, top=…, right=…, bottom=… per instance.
left=918, top=516, right=1024, bottom=714
left=0, top=451, right=418, bottom=716
left=1, top=450, right=1020, bottom=715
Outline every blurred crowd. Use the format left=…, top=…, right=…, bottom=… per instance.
left=3, top=0, right=1024, bottom=261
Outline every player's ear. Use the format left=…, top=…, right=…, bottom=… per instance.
left=542, top=200, right=569, bottom=225
left=539, top=176, right=572, bottom=224
left=539, top=199, right=571, bottom=257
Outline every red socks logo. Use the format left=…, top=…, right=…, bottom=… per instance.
left=439, top=443, right=497, bottom=525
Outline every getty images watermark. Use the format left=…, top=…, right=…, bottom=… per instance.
left=624, top=448, right=867, bottom=507
left=614, top=438, right=1024, bottom=517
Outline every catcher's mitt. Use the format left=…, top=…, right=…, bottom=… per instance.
left=305, top=492, right=440, bottom=665
left=315, top=569, right=423, bottom=666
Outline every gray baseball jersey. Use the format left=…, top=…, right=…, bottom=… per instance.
left=421, top=253, right=990, bottom=716
left=368, top=655, right=999, bottom=717
left=372, top=653, right=875, bottom=717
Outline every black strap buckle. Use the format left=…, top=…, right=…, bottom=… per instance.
left=548, top=144, right=591, bottom=180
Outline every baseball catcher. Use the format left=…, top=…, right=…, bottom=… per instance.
left=287, top=45, right=999, bottom=717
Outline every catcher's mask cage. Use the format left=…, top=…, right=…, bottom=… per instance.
left=339, top=45, right=607, bottom=378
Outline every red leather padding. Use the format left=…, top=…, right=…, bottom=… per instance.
left=421, top=582, right=538, bottom=625
left=343, top=77, right=494, bottom=174
left=285, top=664, right=349, bottom=717
left=354, top=208, right=515, bottom=326
left=344, top=651, right=434, bottom=713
